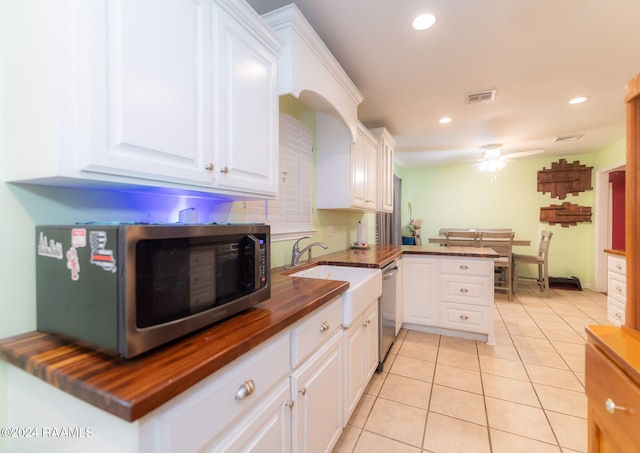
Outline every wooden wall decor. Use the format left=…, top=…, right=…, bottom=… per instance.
left=540, top=202, right=592, bottom=227
left=537, top=159, right=593, bottom=199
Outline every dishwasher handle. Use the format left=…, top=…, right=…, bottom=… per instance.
left=382, top=262, right=399, bottom=280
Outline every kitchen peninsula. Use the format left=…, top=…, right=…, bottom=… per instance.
left=0, top=244, right=498, bottom=452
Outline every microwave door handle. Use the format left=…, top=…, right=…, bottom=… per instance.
left=247, top=235, right=261, bottom=290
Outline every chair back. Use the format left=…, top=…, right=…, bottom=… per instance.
left=444, top=231, right=479, bottom=247
left=537, top=230, right=553, bottom=260
left=479, top=231, right=515, bottom=259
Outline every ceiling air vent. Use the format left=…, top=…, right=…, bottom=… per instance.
left=465, top=89, right=496, bottom=104
left=553, top=133, right=584, bottom=143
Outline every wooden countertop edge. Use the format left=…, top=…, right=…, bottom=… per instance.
left=0, top=276, right=348, bottom=422
left=0, top=244, right=498, bottom=422
left=585, top=325, right=640, bottom=387
left=604, top=248, right=626, bottom=257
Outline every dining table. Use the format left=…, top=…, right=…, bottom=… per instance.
left=427, top=237, right=532, bottom=247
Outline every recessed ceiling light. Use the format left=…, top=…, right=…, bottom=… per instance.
left=439, top=117, right=452, bottom=124
left=569, top=96, right=588, bottom=105
left=412, top=13, right=436, bottom=31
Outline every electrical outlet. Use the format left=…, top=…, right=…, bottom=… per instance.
left=327, top=225, right=334, bottom=237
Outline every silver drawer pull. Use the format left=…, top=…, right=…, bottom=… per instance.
left=320, top=321, right=330, bottom=333
left=616, top=286, right=623, bottom=293
left=605, top=398, right=628, bottom=414
left=459, top=265, right=469, bottom=270
left=235, top=380, right=256, bottom=400
left=459, top=288, right=469, bottom=293
left=616, top=264, right=622, bottom=270
left=615, top=312, right=622, bottom=319
left=459, top=315, right=469, bottom=320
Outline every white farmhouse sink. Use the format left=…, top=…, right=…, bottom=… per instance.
left=291, top=265, right=382, bottom=327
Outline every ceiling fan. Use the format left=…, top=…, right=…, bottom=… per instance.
left=476, top=144, right=544, bottom=172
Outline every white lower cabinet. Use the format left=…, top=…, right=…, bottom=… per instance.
left=291, top=332, right=343, bottom=453
left=141, top=330, right=292, bottom=453
left=403, top=255, right=495, bottom=344
left=403, top=256, right=439, bottom=326
left=607, top=254, right=627, bottom=326
left=343, top=300, right=379, bottom=423
left=209, top=382, right=292, bottom=453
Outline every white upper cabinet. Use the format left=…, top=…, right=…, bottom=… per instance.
left=370, top=127, right=396, bottom=213
left=316, top=120, right=377, bottom=211
left=212, top=0, right=280, bottom=195
left=2, top=0, right=281, bottom=198
left=85, top=0, right=214, bottom=187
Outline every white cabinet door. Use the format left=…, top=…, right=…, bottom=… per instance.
left=363, top=302, right=379, bottom=382
left=84, top=0, right=215, bottom=186
left=212, top=1, right=280, bottom=196
left=351, top=126, right=377, bottom=210
left=343, top=300, right=378, bottom=424
left=370, top=127, right=395, bottom=213
left=292, top=332, right=343, bottom=453
left=343, top=315, right=365, bottom=422
left=403, top=256, right=438, bottom=325
left=316, top=120, right=377, bottom=211
left=209, top=382, right=292, bottom=453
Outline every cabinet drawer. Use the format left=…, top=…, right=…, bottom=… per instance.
left=586, top=343, right=640, bottom=449
left=439, top=275, right=491, bottom=306
left=607, top=297, right=625, bottom=326
left=439, top=258, right=492, bottom=277
left=607, top=256, right=626, bottom=276
left=608, top=273, right=626, bottom=300
left=440, top=303, right=490, bottom=334
left=151, top=331, right=291, bottom=453
left=291, top=297, right=343, bottom=368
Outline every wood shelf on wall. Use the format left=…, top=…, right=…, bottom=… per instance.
left=537, top=159, right=593, bottom=199
left=540, top=202, right=592, bottom=227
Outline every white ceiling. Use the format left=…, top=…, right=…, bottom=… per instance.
left=246, top=0, right=640, bottom=167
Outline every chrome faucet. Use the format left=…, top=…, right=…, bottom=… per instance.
left=291, top=236, right=328, bottom=266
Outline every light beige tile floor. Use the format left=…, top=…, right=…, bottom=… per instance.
left=333, top=285, right=609, bottom=453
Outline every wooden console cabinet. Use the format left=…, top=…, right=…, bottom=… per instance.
left=585, top=71, right=640, bottom=453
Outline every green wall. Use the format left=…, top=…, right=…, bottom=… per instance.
left=397, top=141, right=626, bottom=288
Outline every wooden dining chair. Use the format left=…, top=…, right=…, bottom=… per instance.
left=479, top=231, right=515, bottom=300
left=512, top=230, right=553, bottom=297
left=444, top=230, right=479, bottom=247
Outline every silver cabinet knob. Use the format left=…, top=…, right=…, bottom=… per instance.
left=459, top=315, right=469, bottom=320
left=285, top=400, right=295, bottom=409
left=459, top=288, right=469, bottom=293
left=220, top=166, right=230, bottom=174
left=204, top=163, right=214, bottom=171
left=605, top=398, right=627, bottom=414
left=319, top=321, right=330, bottom=333
left=459, top=265, right=469, bottom=270
left=235, top=380, right=255, bottom=400
left=299, top=387, right=307, bottom=396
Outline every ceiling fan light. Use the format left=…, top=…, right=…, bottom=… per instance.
left=412, top=13, right=436, bottom=31
left=569, top=96, right=588, bottom=105
left=478, top=158, right=505, bottom=172
left=483, top=148, right=501, bottom=159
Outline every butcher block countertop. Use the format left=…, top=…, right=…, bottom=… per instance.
left=0, top=273, right=348, bottom=422
left=604, top=248, right=626, bottom=257
left=0, top=244, right=498, bottom=422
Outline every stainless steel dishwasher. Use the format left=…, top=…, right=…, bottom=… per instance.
left=378, top=260, right=399, bottom=372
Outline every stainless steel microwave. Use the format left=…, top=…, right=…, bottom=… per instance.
left=35, top=223, right=270, bottom=358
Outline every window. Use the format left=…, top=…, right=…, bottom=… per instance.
left=244, top=113, right=314, bottom=240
